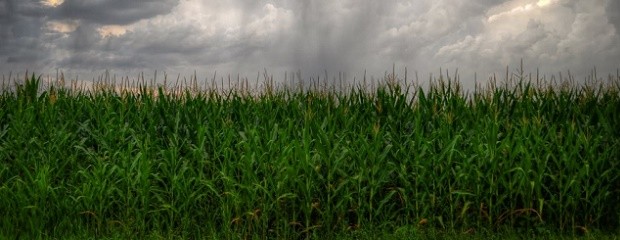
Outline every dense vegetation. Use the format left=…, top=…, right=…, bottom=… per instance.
left=0, top=71, right=619, bottom=239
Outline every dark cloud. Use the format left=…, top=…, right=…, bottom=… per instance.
left=0, top=1, right=50, bottom=71
left=54, top=0, right=180, bottom=25
left=0, top=0, right=38, bottom=44
left=608, top=0, right=620, bottom=32
left=0, top=0, right=15, bottom=21
left=0, top=0, right=16, bottom=49
left=68, top=25, right=99, bottom=51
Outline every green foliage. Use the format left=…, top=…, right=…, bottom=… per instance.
left=0, top=71, right=618, bottom=239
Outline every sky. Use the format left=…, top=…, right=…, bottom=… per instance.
left=1, top=0, right=619, bottom=88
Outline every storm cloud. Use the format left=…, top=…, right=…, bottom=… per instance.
left=1, top=0, right=618, bottom=86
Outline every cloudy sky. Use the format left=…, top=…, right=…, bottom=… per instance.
left=1, top=0, right=619, bottom=87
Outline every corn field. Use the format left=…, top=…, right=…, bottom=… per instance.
left=0, top=69, right=619, bottom=239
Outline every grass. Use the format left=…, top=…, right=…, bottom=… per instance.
left=0, top=68, right=619, bottom=239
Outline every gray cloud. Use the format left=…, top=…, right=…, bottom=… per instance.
left=1, top=0, right=619, bottom=87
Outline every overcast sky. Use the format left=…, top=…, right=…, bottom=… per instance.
left=1, top=0, right=619, bottom=87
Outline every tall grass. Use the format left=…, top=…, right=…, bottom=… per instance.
left=0, top=69, right=619, bottom=239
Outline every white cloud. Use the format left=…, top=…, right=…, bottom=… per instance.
left=246, top=4, right=293, bottom=38
left=556, top=0, right=619, bottom=57
left=435, top=0, right=620, bottom=78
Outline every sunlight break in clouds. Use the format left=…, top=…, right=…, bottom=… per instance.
left=46, top=21, right=79, bottom=34
left=41, top=0, right=64, bottom=7
left=97, top=25, right=129, bottom=38
left=487, top=0, right=558, bottom=23
left=536, top=0, right=558, bottom=7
